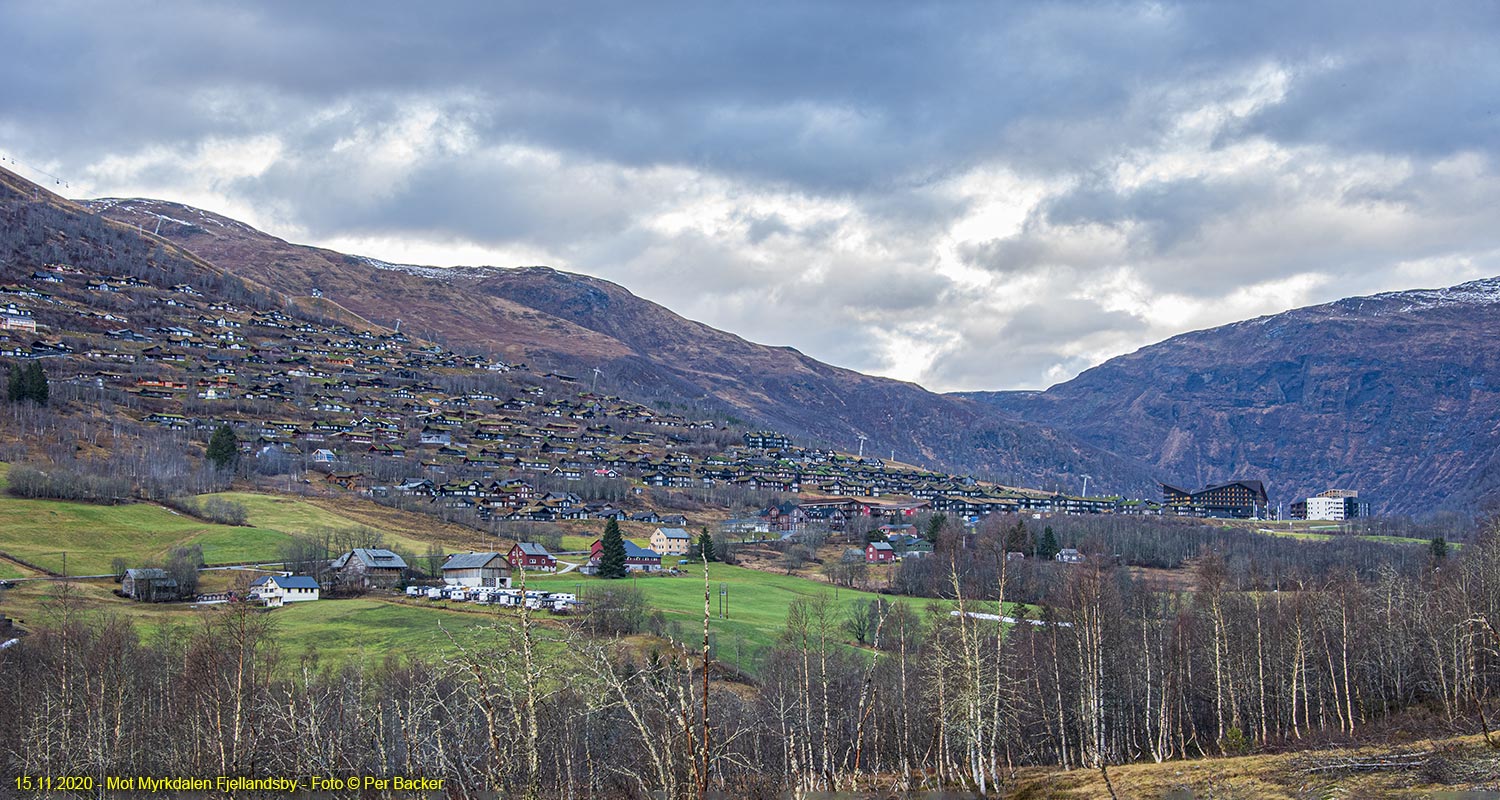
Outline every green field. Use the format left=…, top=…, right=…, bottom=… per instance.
left=0, top=561, right=1012, bottom=674
left=257, top=597, right=566, bottom=664
left=1248, top=522, right=1445, bottom=547
left=0, top=578, right=563, bottom=665
left=0, top=480, right=489, bottom=577
left=0, top=496, right=294, bottom=575
left=558, top=534, right=598, bottom=552
left=197, top=492, right=465, bottom=556
left=524, top=562, right=1007, bottom=671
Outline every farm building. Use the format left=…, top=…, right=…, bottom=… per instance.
left=507, top=542, right=557, bottom=572
left=330, top=548, right=408, bottom=589
left=441, top=552, right=513, bottom=588
left=122, top=568, right=179, bottom=602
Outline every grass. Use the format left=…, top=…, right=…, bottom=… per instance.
left=0, top=578, right=564, bottom=666
left=1248, top=523, right=1443, bottom=547
left=0, top=560, right=1018, bottom=674
left=0, top=495, right=290, bottom=575
left=523, top=561, right=1013, bottom=671
left=0, top=479, right=506, bottom=577
left=264, top=596, right=566, bottom=664
left=558, top=534, right=598, bottom=552
left=198, top=491, right=476, bottom=556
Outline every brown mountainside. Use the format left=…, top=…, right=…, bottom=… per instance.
left=962, top=281, right=1500, bottom=516
left=87, top=196, right=1158, bottom=496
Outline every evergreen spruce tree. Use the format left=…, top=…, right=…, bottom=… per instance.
left=206, top=424, right=239, bottom=471
left=924, top=512, right=947, bottom=543
left=1037, top=526, right=1060, bottom=560
left=5, top=364, right=22, bottom=403
left=598, top=518, right=628, bottom=578
left=1004, top=519, right=1030, bottom=553
left=23, top=362, right=47, bottom=405
left=697, top=526, right=716, bottom=562
left=1430, top=536, right=1449, bottom=560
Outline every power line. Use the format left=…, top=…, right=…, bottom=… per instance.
left=0, top=151, right=72, bottom=190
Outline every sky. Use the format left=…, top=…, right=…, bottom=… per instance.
left=2, top=2, right=1498, bottom=392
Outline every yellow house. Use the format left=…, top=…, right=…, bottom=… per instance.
left=650, top=527, right=692, bottom=556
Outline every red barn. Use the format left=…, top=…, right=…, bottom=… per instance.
left=508, top=542, right=557, bottom=571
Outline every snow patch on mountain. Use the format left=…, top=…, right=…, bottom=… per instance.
left=85, top=197, right=258, bottom=234
left=359, top=259, right=559, bottom=283
left=1377, top=276, right=1500, bottom=311
left=358, top=257, right=457, bottom=281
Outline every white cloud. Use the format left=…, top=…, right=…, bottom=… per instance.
left=4, top=2, right=1498, bottom=392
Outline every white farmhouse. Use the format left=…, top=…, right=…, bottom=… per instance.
left=251, top=575, right=321, bottom=607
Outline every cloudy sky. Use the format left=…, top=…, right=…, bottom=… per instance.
left=3, top=2, right=1498, bottom=391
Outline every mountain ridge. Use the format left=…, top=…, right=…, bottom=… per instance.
left=85, top=194, right=1161, bottom=498
left=961, top=277, right=1500, bottom=515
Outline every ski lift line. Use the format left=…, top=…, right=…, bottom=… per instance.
left=0, top=151, right=71, bottom=189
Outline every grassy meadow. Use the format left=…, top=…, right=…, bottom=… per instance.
left=523, top=560, right=1014, bottom=670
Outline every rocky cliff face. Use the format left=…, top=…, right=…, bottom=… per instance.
left=963, top=279, right=1500, bottom=516
left=88, top=197, right=1160, bottom=496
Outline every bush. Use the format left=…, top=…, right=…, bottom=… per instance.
left=578, top=584, right=650, bottom=636
left=163, top=495, right=250, bottom=526
left=200, top=497, right=249, bottom=526
left=6, top=465, right=130, bottom=503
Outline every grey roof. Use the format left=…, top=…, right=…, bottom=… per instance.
left=125, top=568, right=169, bottom=579
left=442, top=552, right=506, bottom=570
left=868, top=541, right=895, bottom=551
left=513, top=542, right=552, bottom=557
left=331, top=548, right=408, bottom=570
left=655, top=527, right=691, bottom=540
left=273, top=576, right=321, bottom=590
left=623, top=541, right=660, bottom=560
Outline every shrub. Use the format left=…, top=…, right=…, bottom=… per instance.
left=6, top=465, right=130, bottom=503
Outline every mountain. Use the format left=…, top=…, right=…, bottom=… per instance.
left=84, top=195, right=1158, bottom=497
left=962, top=279, right=1500, bottom=516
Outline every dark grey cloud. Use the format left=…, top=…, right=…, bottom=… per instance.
left=2, top=1, right=1498, bottom=391
left=13, top=1, right=1494, bottom=188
